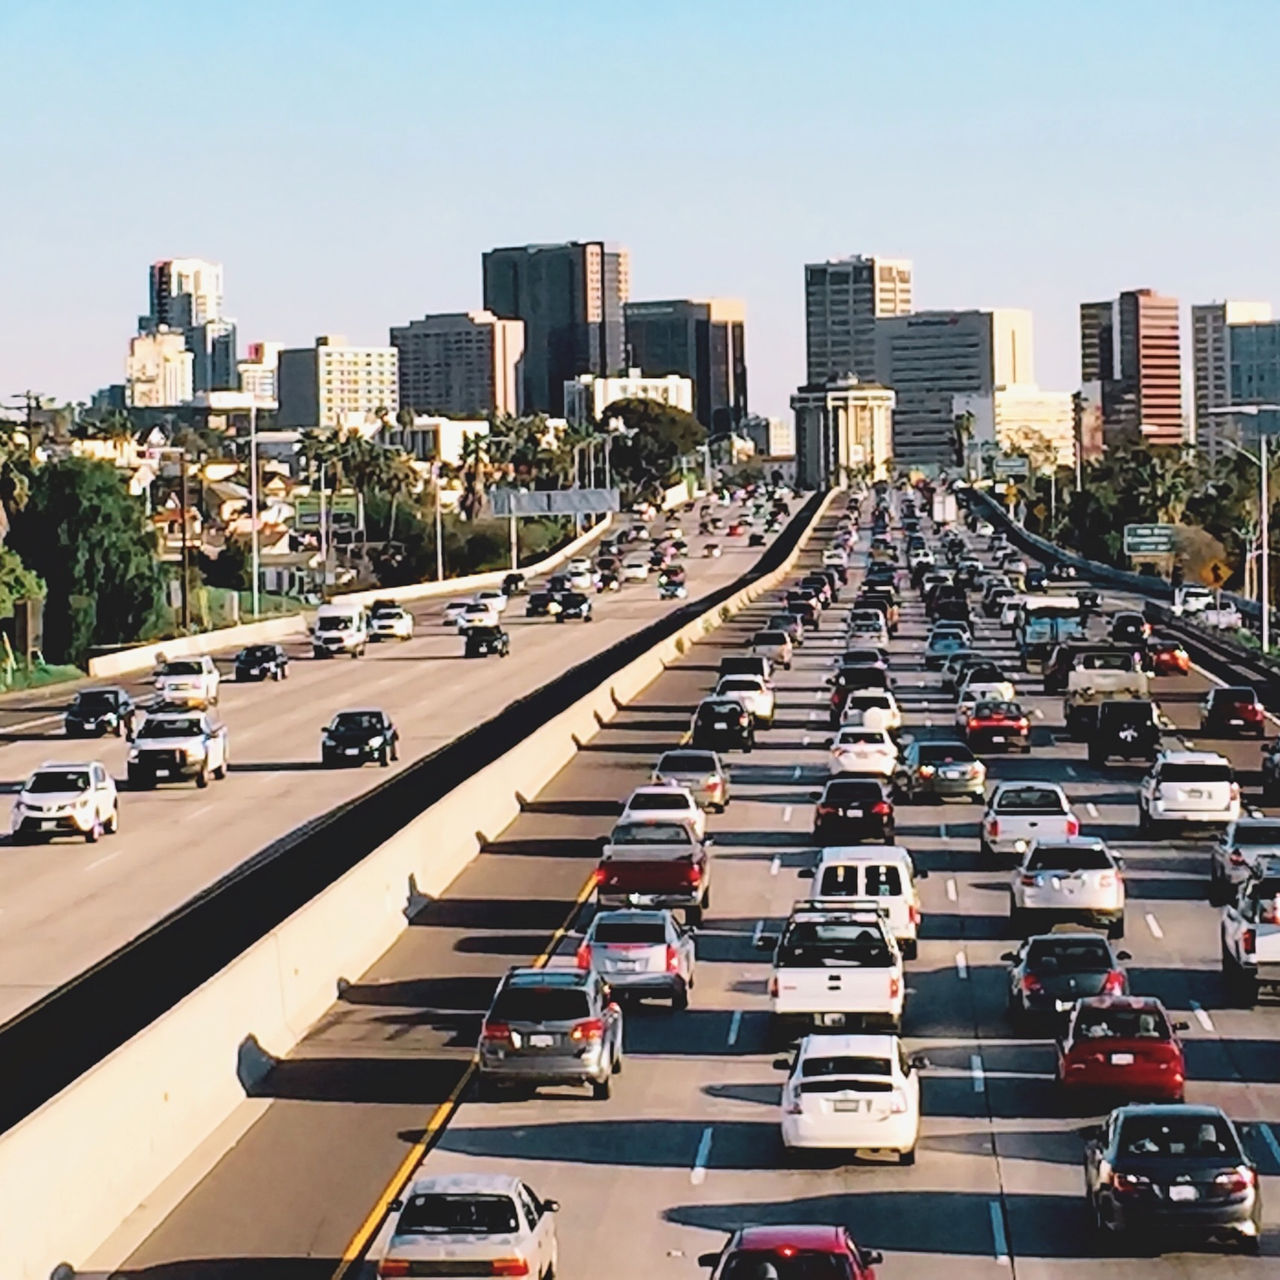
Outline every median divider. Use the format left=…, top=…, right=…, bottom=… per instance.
left=3, top=489, right=836, bottom=1280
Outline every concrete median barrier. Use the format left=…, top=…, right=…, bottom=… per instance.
left=2, top=490, right=835, bottom=1280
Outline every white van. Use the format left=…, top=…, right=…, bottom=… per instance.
left=799, top=845, right=926, bottom=959
left=312, top=602, right=369, bottom=658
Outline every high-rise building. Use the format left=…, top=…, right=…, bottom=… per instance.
left=740, top=414, right=795, bottom=459
left=126, top=327, right=194, bottom=408
left=622, top=298, right=748, bottom=431
left=143, top=258, right=224, bottom=332
left=805, top=256, right=913, bottom=384
left=563, top=369, right=694, bottom=427
left=189, top=318, right=239, bottom=394
left=238, top=341, right=285, bottom=405
left=390, top=310, right=525, bottom=418
left=872, top=309, right=1033, bottom=467
left=792, top=376, right=895, bottom=487
left=952, top=384, right=1076, bottom=471
left=1079, top=300, right=1117, bottom=385
left=276, top=335, right=399, bottom=429
left=1229, top=319, right=1280, bottom=411
left=482, top=241, right=629, bottom=415
left=1193, top=301, right=1273, bottom=461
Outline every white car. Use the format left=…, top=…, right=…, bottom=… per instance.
left=442, top=600, right=471, bottom=626
left=619, top=783, right=707, bottom=840
left=829, top=727, right=898, bottom=777
left=369, top=607, right=415, bottom=641
left=1010, top=837, right=1126, bottom=939
left=980, top=781, right=1078, bottom=861
left=800, top=845, right=925, bottom=958
left=955, top=675, right=1016, bottom=726
left=778, top=1033, right=924, bottom=1162
left=621, top=558, right=650, bottom=582
left=976, top=520, right=994, bottom=536
left=473, top=588, right=509, bottom=615
left=839, top=692, right=901, bottom=735
left=1139, top=750, right=1240, bottom=832
left=1174, top=585, right=1214, bottom=616
left=378, top=1173, right=559, bottom=1280
left=848, top=614, right=891, bottom=648
left=11, top=761, right=119, bottom=843
left=566, top=557, right=596, bottom=591
left=458, top=601, right=500, bottom=630
left=154, top=656, right=220, bottom=707
left=715, top=675, right=776, bottom=728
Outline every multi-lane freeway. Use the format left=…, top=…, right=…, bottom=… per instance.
left=0, top=511, right=770, bottom=1024
left=97, top=495, right=1280, bottom=1278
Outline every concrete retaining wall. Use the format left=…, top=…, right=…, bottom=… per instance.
left=4, top=492, right=835, bottom=1280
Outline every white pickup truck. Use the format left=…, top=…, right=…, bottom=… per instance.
left=979, top=781, right=1079, bottom=863
left=757, top=900, right=905, bottom=1043
left=1220, top=863, right=1280, bottom=1005
left=1063, top=663, right=1149, bottom=737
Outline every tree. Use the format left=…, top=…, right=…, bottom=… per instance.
left=599, top=398, right=706, bottom=500
left=7, top=457, right=166, bottom=665
left=0, top=546, right=44, bottom=619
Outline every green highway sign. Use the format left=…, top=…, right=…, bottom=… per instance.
left=1124, top=523, right=1175, bottom=555
left=294, top=489, right=361, bottom=530
left=993, top=455, right=1029, bottom=480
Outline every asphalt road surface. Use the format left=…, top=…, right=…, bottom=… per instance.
left=0, top=506, right=771, bottom=1023
left=103, top=498, right=1280, bottom=1279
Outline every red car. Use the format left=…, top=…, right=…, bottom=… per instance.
left=727, top=521, right=746, bottom=536
left=1147, top=638, right=1190, bottom=676
left=965, top=699, right=1031, bottom=753
left=1056, top=995, right=1189, bottom=1103
left=699, top=1225, right=882, bottom=1280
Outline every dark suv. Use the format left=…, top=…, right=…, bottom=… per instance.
left=1090, top=699, right=1161, bottom=766
left=464, top=625, right=510, bottom=657
left=691, top=697, right=755, bottom=752
left=811, top=776, right=894, bottom=844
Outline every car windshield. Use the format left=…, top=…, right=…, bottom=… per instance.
left=1026, top=938, right=1113, bottom=972
left=138, top=717, right=203, bottom=737
left=316, top=616, right=356, bottom=631
left=845, top=695, right=890, bottom=711
left=593, top=920, right=667, bottom=944
left=331, top=713, right=383, bottom=732
left=918, top=743, right=974, bottom=764
left=609, top=822, right=692, bottom=845
left=657, top=752, right=716, bottom=774
left=929, top=637, right=962, bottom=651
left=975, top=701, right=1021, bottom=719
left=627, top=793, right=689, bottom=812
left=720, top=679, right=761, bottom=693
left=1234, top=824, right=1280, bottom=845
left=490, top=985, right=591, bottom=1023
left=702, top=701, right=744, bottom=717
left=159, top=660, right=204, bottom=676
left=1215, top=688, right=1257, bottom=704
left=801, top=1055, right=893, bottom=1078
left=240, top=646, right=276, bottom=661
left=1075, top=1006, right=1170, bottom=1040
left=1117, top=1115, right=1239, bottom=1160
left=721, top=1253, right=855, bottom=1280
left=469, top=627, right=503, bottom=639
left=820, top=864, right=902, bottom=897
left=837, top=730, right=885, bottom=745
left=27, top=770, right=90, bottom=793
left=996, top=786, right=1066, bottom=813
left=1159, top=763, right=1233, bottom=783
left=1026, top=844, right=1111, bottom=871
left=779, top=922, right=894, bottom=966
left=755, top=632, right=787, bottom=645
left=823, top=781, right=883, bottom=801
left=1078, top=652, right=1132, bottom=670
left=74, top=691, right=118, bottom=709
left=396, top=1193, right=520, bottom=1236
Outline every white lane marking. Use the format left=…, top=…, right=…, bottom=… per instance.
left=770, top=856, right=781, bottom=877
left=802, top=736, right=810, bottom=747
left=947, top=878, right=958, bottom=902
left=989, top=1200, right=1011, bottom=1265
left=751, top=919, right=765, bottom=947
left=1144, top=912, right=1164, bottom=940
left=1191, top=1001, right=1215, bottom=1032
left=3, top=712, right=63, bottom=733
left=190, top=804, right=214, bottom=820
left=1032, top=707, right=1044, bottom=720
left=1258, top=1122, right=1280, bottom=1167
left=939, top=824, right=948, bottom=841
left=792, top=765, right=801, bottom=780
left=690, top=1126, right=713, bottom=1184
left=971, top=1052, right=986, bottom=1092
left=727, top=1010, right=742, bottom=1046
left=782, top=805, right=793, bottom=823
left=955, top=950, right=969, bottom=979
left=1086, top=802, right=1099, bottom=819
left=85, top=849, right=122, bottom=872
left=1066, top=765, right=1078, bottom=778
left=809, top=710, right=822, bottom=722
left=925, top=716, right=933, bottom=727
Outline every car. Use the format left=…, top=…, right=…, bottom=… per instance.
left=154, top=655, right=220, bottom=707
left=828, top=727, right=897, bottom=778
left=775, top=1032, right=926, bottom=1162
left=463, top=624, right=510, bottom=657
left=1082, top=1104, right=1261, bottom=1253
left=127, top=710, right=229, bottom=789
left=767, top=612, right=805, bottom=646
left=551, top=591, right=593, bottom=621
left=1138, top=750, right=1240, bottom=833
left=1220, top=861, right=1280, bottom=1004
left=320, top=708, right=399, bottom=767
left=1210, top=818, right=1280, bottom=906
left=477, top=966, right=623, bottom=1099
left=1173, top=584, right=1214, bottom=616
left=566, top=558, right=595, bottom=591
left=1110, top=611, right=1151, bottom=645
left=1056, top=996, right=1189, bottom=1104
left=847, top=611, right=890, bottom=647
left=501, top=571, right=526, bottom=596
left=369, top=604, right=415, bottom=641
left=652, top=748, right=730, bottom=812
left=64, top=687, right=136, bottom=737
left=980, top=781, right=1079, bottom=862
left=751, top=629, right=794, bottom=670
left=748, top=532, right=766, bottom=547
left=311, top=603, right=369, bottom=657
left=620, top=783, right=706, bottom=839
left=1147, top=637, right=1190, bottom=676
left=690, top=696, right=754, bottom=752
left=1002, top=931, right=1131, bottom=1024
left=1090, top=699, right=1161, bottom=766
left=810, top=776, right=895, bottom=844
left=621, top=557, right=650, bottom=582
left=233, top=643, right=289, bottom=682
left=525, top=590, right=553, bottom=617
left=924, top=631, right=968, bottom=668
left=1010, top=837, right=1126, bottom=937
left=10, top=762, right=119, bottom=843
left=576, top=907, right=696, bottom=1009
left=715, top=674, right=776, bottom=728
left=894, top=739, right=986, bottom=802
left=697, top=1225, right=883, bottom=1280
left=1200, top=685, right=1266, bottom=737
left=800, top=844, right=925, bottom=957
left=377, top=1173, right=559, bottom=1280
left=719, top=654, right=773, bottom=684
left=954, top=670, right=1017, bottom=726
left=965, top=699, right=1031, bottom=753
left=842, top=645, right=888, bottom=670
left=458, top=600, right=500, bottom=630
left=939, top=649, right=980, bottom=694
left=838, top=691, right=902, bottom=737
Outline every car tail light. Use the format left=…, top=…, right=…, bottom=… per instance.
left=1114, top=1172, right=1151, bottom=1195
left=909, top=904, right=921, bottom=926
left=1066, top=816, right=1080, bottom=837
left=1101, top=970, right=1126, bottom=994
left=769, top=975, right=779, bottom=998
left=1230, top=851, right=1246, bottom=866
left=889, top=1088, right=909, bottom=1114
left=593, top=865, right=607, bottom=885
left=490, top=1260, right=531, bottom=1277
left=686, top=863, right=702, bottom=885
left=1020, top=874, right=1038, bottom=887
left=706, top=776, right=722, bottom=791
left=1017, top=718, right=1029, bottom=729
left=378, top=1262, right=410, bottom=1278
left=1215, top=1166, right=1256, bottom=1194
left=871, top=801, right=891, bottom=815
left=1021, top=973, right=1042, bottom=993
left=1231, top=782, right=1242, bottom=802
left=570, top=1018, right=605, bottom=1042
left=739, top=715, right=750, bottom=727
left=576, top=942, right=591, bottom=969
left=666, top=945, right=681, bottom=973
left=889, top=975, right=901, bottom=999
left=482, top=1021, right=512, bottom=1043
left=1242, top=928, right=1256, bottom=955
left=988, top=818, right=999, bottom=838
left=817, top=803, right=837, bottom=816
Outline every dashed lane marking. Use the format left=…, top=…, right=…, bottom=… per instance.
left=1086, top=802, right=1099, bottom=819
left=989, top=1200, right=1011, bottom=1266
left=782, top=805, right=793, bottom=823
left=946, top=878, right=958, bottom=902
left=690, top=1126, right=713, bottom=1184
left=1191, top=1001, right=1215, bottom=1032
left=971, top=1052, right=986, bottom=1092
left=955, top=950, right=969, bottom=979
left=1144, top=912, right=1164, bottom=940
left=727, top=1010, right=742, bottom=1046
left=770, top=856, right=781, bottom=876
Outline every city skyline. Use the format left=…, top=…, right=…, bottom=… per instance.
left=5, top=2, right=1280, bottom=419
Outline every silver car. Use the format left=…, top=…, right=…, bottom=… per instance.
left=652, top=748, right=730, bottom=812
left=1210, top=817, right=1280, bottom=906
left=578, top=908, right=696, bottom=1009
left=1010, top=838, right=1126, bottom=938
left=477, top=967, right=623, bottom=1100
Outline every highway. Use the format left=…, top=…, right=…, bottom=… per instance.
left=102, top=499, right=1280, bottom=1278
left=0, top=508, right=771, bottom=1024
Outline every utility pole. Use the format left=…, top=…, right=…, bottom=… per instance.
left=434, top=461, right=445, bottom=581
left=180, top=455, right=191, bottom=630
left=249, top=402, right=260, bottom=617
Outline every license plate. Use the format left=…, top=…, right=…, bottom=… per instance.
left=1168, top=1184, right=1198, bottom=1202
left=1184, top=789, right=1204, bottom=800
left=529, top=1033, right=555, bottom=1048
left=345, top=748, right=360, bottom=755
left=156, top=769, right=171, bottom=777
left=611, top=959, right=641, bottom=972
left=942, top=769, right=963, bottom=779
left=1229, top=719, right=1243, bottom=727
left=817, top=1012, right=846, bottom=1027
left=714, top=721, right=728, bottom=730
left=40, top=820, right=56, bottom=830
left=833, top=1099, right=867, bottom=1112
left=1110, top=1052, right=1135, bottom=1066
left=1055, top=999, right=1074, bottom=1012
left=843, top=808, right=862, bottom=818
left=991, top=735, right=1005, bottom=743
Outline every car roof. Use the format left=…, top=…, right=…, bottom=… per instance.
left=626, top=785, right=693, bottom=801
left=592, top=907, right=671, bottom=924
left=1157, top=750, right=1230, bottom=765
left=404, top=1171, right=524, bottom=1197
left=34, top=761, right=97, bottom=772
left=814, top=844, right=912, bottom=865
left=1076, top=995, right=1165, bottom=1012
left=505, top=967, right=589, bottom=987
left=797, top=1032, right=899, bottom=1056
left=1112, top=1103, right=1228, bottom=1121
left=734, top=1225, right=847, bottom=1252
left=334, top=707, right=385, bottom=717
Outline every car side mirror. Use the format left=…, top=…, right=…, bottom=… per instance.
left=797, top=867, right=814, bottom=879
left=698, top=1254, right=721, bottom=1269
left=862, top=1251, right=884, bottom=1267
left=1000, top=951, right=1018, bottom=963
left=1115, top=950, right=1132, bottom=961
left=916, top=869, right=929, bottom=879
left=541, top=1197, right=560, bottom=1213
left=755, top=933, right=778, bottom=951
left=389, top=1198, right=404, bottom=1212
left=704, top=836, right=714, bottom=847
left=810, top=790, right=822, bottom=801
left=909, top=1054, right=930, bottom=1071
left=772, top=1057, right=791, bottom=1070
left=1172, top=1020, right=1190, bottom=1032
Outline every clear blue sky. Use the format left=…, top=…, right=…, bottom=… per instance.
left=4, top=0, right=1279, bottom=418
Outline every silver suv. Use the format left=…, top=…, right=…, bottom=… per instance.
left=577, top=908, right=696, bottom=1009
left=1138, top=750, right=1240, bottom=833
left=1010, top=837, right=1126, bottom=938
left=1210, top=818, right=1280, bottom=906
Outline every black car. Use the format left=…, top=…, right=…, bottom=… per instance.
left=234, top=643, right=289, bottom=682
left=464, top=625, right=510, bottom=658
left=502, top=572, right=526, bottom=597
left=555, top=591, right=593, bottom=622
left=525, top=590, right=553, bottom=617
left=785, top=598, right=819, bottom=631
left=1002, top=931, right=1130, bottom=1024
left=690, top=696, right=754, bottom=752
left=546, top=573, right=571, bottom=595
left=767, top=612, right=805, bottom=646
left=965, top=699, right=1031, bottom=753
left=1201, top=685, right=1266, bottom=738
left=321, top=709, right=399, bottom=767
left=1083, top=1105, right=1261, bottom=1253
left=1090, top=699, right=1161, bottom=766
left=810, top=777, right=895, bottom=844
left=1025, top=566, right=1048, bottom=591
left=1263, top=738, right=1280, bottom=801
left=748, top=532, right=766, bottom=547
left=1110, top=611, right=1150, bottom=646
left=64, top=687, right=136, bottom=738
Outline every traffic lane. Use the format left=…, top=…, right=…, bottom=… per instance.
left=0, top=512, right=768, bottom=1022
left=113, top=511, right=842, bottom=1275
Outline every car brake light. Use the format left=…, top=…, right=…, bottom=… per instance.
left=1020, top=874, right=1038, bottom=887
left=706, top=776, right=722, bottom=791
left=593, top=866, right=607, bottom=885
left=1230, top=852, right=1246, bottom=865
left=1066, top=816, right=1080, bottom=836
left=490, top=1260, right=531, bottom=1277
left=817, top=804, right=837, bottom=816
left=988, top=818, right=999, bottom=838
left=1230, top=782, right=1241, bottom=802
left=666, top=945, right=681, bottom=973
left=1243, top=928, right=1256, bottom=955
left=769, top=975, right=779, bottom=997
left=1102, top=970, right=1126, bottom=994
left=739, top=715, right=750, bottom=726
left=871, top=801, right=891, bottom=815
left=889, top=1088, right=909, bottom=1114
left=378, top=1262, right=410, bottom=1278
left=576, top=943, right=591, bottom=969
left=482, top=1021, right=512, bottom=1042
left=1114, top=1172, right=1151, bottom=1195
left=1017, top=718, right=1029, bottom=729
left=1216, top=1166, right=1256, bottom=1194
left=570, top=1018, right=605, bottom=1042
left=909, top=904, right=921, bottom=926
left=889, top=975, right=901, bottom=999
left=686, top=863, right=702, bottom=885
left=1021, top=973, right=1042, bottom=993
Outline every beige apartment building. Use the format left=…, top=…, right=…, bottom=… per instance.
left=792, top=375, right=895, bottom=487
left=277, top=335, right=399, bottom=429
left=390, top=310, right=524, bottom=417
left=953, top=383, right=1076, bottom=472
left=126, top=326, right=194, bottom=407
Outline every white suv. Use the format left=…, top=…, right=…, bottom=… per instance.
left=715, top=675, right=776, bottom=728
left=12, top=762, right=119, bottom=843
left=1139, top=750, right=1240, bottom=833
left=154, top=655, right=220, bottom=707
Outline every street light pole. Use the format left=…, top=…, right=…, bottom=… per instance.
left=249, top=402, right=260, bottom=617
left=434, top=462, right=444, bottom=581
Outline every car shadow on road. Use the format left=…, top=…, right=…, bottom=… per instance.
left=246, top=1051, right=468, bottom=1105
left=88, top=1260, right=343, bottom=1279
left=408, top=896, right=579, bottom=932
left=229, top=760, right=329, bottom=772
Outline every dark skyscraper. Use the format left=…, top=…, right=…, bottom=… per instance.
left=482, top=241, right=629, bottom=414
